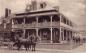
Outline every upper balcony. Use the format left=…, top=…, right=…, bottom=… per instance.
left=12, top=21, right=60, bottom=29
left=38, top=22, right=51, bottom=28
left=60, top=22, right=73, bottom=31
left=12, top=23, right=37, bottom=29
left=12, top=15, right=60, bottom=28
left=61, top=14, right=73, bottom=27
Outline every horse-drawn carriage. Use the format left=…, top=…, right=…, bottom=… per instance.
left=12, top=35, right=38, bottom=51
left=1, top=36, right=38, bottom=51
left=0, top=31, right=38, bottom=51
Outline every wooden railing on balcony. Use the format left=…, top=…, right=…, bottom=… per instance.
left=25, top=23, right=37, bottom=28
left=12, top=24, right=23, bottom=28
left=52, top=21, right=60, bottom=27
left=12, top=23, right=37, bottom=28
left=12, top=21, right=60, bottom=28
left=38, top=22, right=51, bottom=27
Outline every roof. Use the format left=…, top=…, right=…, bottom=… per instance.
left=10, top=8, right=59, bottom=19
left=15, top=8, right=58, bottom=16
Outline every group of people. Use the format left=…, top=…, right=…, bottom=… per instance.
left=11, top=34, right=38, bottom=51
left=73, top=37, right=81, bottom=43
left=72, top=36, right=86, bottom=43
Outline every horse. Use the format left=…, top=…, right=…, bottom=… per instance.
left=12, top=35, right=38, bottom=51
left=13, top=37, right=30, bottom=51
left=28, top=35, right=38, bottom=51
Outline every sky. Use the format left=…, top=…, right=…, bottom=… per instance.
left=0, top=0, right=86, bottom=27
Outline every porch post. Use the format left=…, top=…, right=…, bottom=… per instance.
left=63, top=29, right=64, bottom=41
left=50, top=15, right=53, bottom=43
left=66, top=30, right=67, bottom=41
left=23, top=17, right=25, bottom=38
left=61, top=28, right=64, bottom=41
left=36, top=16, right=38, bottom=27
left=24, top=17, right=25, bottom=24
left=12, top=19, right=14, bottom=29
left=66, top=30, right=68, bottom=41
left=60, top=27, right=62, bottom=42
left=23, top=30, right=25, bottom=38
left=69, top=31, right=71, bottom=40
left=36, top=28, right=38, bottom=37
left=59, top=14, right=62, bottom=42
left=36, top=16, right=41, bottom=42
left=12, top=19, right=14, bottom=25
left=72, top=31, right=74, bottom=42
left=71, top=31, right=73, bottom=42
left=69, top=31, right=72, bottom=42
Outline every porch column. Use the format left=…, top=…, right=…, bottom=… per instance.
left=71, top=31, right=73, bottom=41
left=23, top=30, right=25, bottom=38
left=66, top=30, right=69, bottom=41
left=23, top=17, right=25, bottom=38
left=12, top=19, right=14, bottom=29
left=62, top=29, right=64, bottom=41
left=69, top=31, right=72, bottom=42
left=50, top=15, right=53, bottom=43
left=36, top=28, right=41, bottom=42
left=36, top=28, right=38, bottom=38
left=66, top=30, right=68, bottom=41
left=69, top=31, right=72, bottom=40
left=59, top=14, right=62, bottom=42
left=12, top=19, right=14, bottom=25
left=68, top=31, right=70, bottom=42
left=36, top=17, right=41, bottom=42
left=36, top=16, right=38, bottom=27
left=59, top=27, right=62, bottom=42
left=24, top=17, right=25, bottom=24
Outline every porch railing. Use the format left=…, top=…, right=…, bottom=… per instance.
left=12, top=24, right=23, bottom=28
left=38, top=22, right=51, bottom=27
left=52, top=21, right=60, bottom=27
left=12, top=21, right=60, bottom=28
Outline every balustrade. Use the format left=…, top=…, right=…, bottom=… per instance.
left=12, top=24, right=23, bottom=28
left=12, top=21, right=60, bottom=28
left=38, top=22, right=51, bottom=27
left=52, top=21, right=59, bottom=27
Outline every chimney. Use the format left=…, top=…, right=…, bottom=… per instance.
left=5, top=8, right=11, bottom=18
left=9, top=9, right=11, bottom=15
left=31, top=0, right=37, bottom=10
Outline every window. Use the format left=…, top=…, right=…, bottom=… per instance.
left=52, top=15, right=60, bottom=22
left=38, top=16, right=50, bottom=23
left=67, top=19, right=69, bottom=25
left=14, top=18, right=23, bottom=24
left=40, top=2, right=47, bottom=8
left=25, top=17, right=36, bottom=24
left=61, top=15, right=67, bottom=24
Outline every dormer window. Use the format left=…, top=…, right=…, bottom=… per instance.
left=40, top=2, right=47, bottom=9
left=40, top=3, right=44, bottom=8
